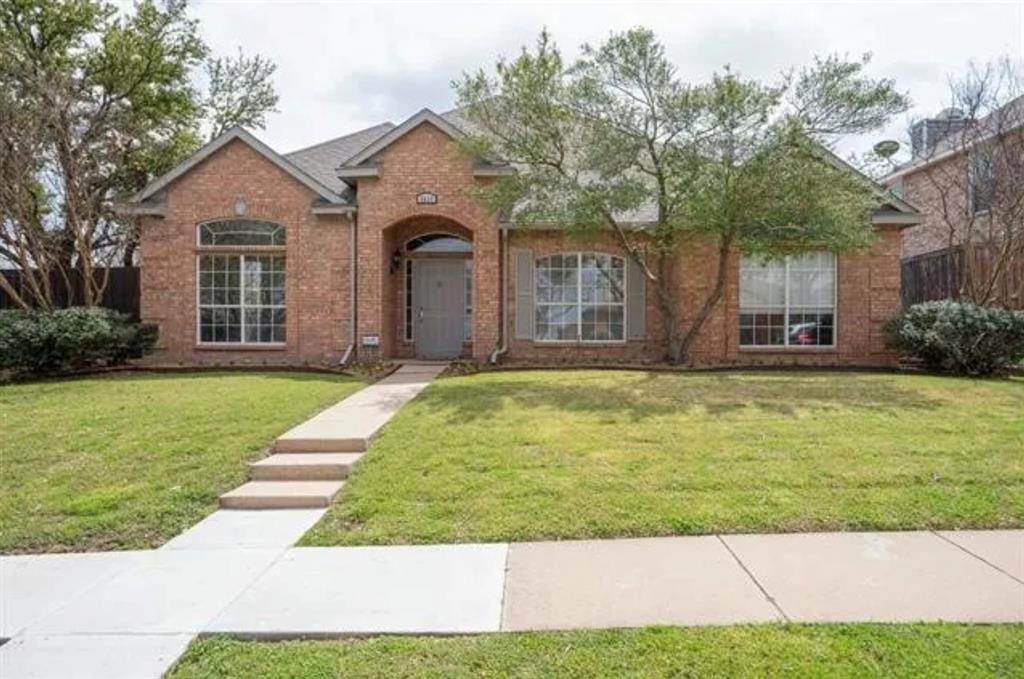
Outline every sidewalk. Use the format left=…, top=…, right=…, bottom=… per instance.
left=2, top=524, right=1022, bottom=678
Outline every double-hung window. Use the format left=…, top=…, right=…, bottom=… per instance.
left=197, top=220, right=286, bottom=344
left=535, top=253, right=625, bottom=341
left=739, top=252, right=835, bottom=347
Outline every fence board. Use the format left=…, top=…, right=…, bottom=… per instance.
left=0, top=267, right=140, bottom=318
left=902, top=247, right=1023, bottom=309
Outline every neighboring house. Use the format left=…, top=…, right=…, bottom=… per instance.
left=884, top=97, right=1024, bottom=260
left=118, top=107, right=920, bottom=367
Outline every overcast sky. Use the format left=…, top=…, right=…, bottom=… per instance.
left=189, top=1, right=1023, bottom=158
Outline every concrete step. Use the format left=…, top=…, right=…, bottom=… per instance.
left=249, top=452, right=363, bottom=481
left=219, top=481, right=344, bottom=510
left=274, top=436, right=368, bottom=453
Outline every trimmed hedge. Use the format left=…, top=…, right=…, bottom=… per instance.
left=885, top=300, right=1024, bottom=376
left=0, top=307, right=157, bottom=376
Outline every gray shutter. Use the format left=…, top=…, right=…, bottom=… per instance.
left=626, top=257, right=646, bottom=339
left=515, top=249, right=535, bottom=339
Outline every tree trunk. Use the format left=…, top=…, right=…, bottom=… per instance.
left=652, top=251, right=683, bottom=363
left=676, top=233, right=734, bottom=364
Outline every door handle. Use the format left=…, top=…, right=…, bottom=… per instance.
left=418, top=307, right=424, bottom=321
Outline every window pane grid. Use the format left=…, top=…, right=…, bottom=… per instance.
left=199, top=220, right=286, bottom=247
left=739, top=253, right=835, bottom=347
left=535, top=253, right=625, bottom=342
left=199, top=254, right=285, bottom=344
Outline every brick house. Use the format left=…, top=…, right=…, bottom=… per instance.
left=120, top=108, right=921, bottom=367
left=882, top=98, right=1023, bottom=307
left=885, top=98, right=1023, bottom=259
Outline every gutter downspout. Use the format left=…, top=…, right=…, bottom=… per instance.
left=488, top=225, right=510, bottom=364
left=340, top=211, right=357, bottom=366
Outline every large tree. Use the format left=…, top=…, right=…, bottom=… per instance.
left=203, top=47, right=279, bottom=141
left=456, top=29, right=909, bottom=362
left=0, top=0, right=279, bottom=308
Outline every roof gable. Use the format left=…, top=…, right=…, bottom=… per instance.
left=339, top=108, right=466, bottom=168
left=131, top=127, right=346, bottom=205
left=819, top=145, right=920, bottom=217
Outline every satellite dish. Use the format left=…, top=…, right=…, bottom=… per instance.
left=873, top=140, right=900, bottom=158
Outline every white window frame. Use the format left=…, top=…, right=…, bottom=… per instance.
left=534, top=252, right=627, bottom=344
left=196, top=253, right=287, bottom=346
left=195, top=220, right=287, bottom=347
left=196, top=219, right=286, bottom=248
left=739, top=252, right=837, bottom=349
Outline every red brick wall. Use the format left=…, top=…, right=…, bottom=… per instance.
left=506, top=226, right=902, bottom=367
left=139, top=129, right=903, bottom=369
left=138, top=139, right=353, bottom=365
left=898, top=154, right=970, bottom=258
left=353, top=122, right=500, bottom=360
left=385, top=216, right=473, bottom=360
left=896, top=127, right=1022, bottom=259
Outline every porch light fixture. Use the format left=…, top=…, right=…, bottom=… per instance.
left=390, top=249, right=403, bottom=274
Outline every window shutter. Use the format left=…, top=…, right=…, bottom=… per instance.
left=515, top=249, right=535, bottom=339
left=626, top=257, right=646, bottom=340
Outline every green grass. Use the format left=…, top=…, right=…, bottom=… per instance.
left=169, top=625, right=1024, bottom=678
left=303, top=370, right=1024, bottom=546
left=0, top=372, right=362, bottom=553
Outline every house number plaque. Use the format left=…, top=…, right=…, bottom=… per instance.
left=416, top=192, right=438, bottom=205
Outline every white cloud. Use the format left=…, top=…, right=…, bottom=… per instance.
left=189, top=0, right=1023, bottom=156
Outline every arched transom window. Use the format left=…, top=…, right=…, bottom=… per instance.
left=197, top=220, right=286, bottom=344
left=198, top=219, right=286, bottom=247
left=405, top=233, right=472, bottom=254
left=535, top=253, right=625, bottom=342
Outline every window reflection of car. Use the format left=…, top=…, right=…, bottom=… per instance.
left=788, top=322, right=819, bottom=345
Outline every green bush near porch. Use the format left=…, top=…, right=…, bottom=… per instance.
left=302, top=370, right=1024, bottom=546
left=0, top=307, right=158, bottom=378
left=0, top=372, right=362, bottom=553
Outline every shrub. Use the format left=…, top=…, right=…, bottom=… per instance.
left=0, top=307, right=158, bottom=376
left=884, top=300, right=1024, bottom=376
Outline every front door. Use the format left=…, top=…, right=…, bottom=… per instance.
left=414, top=259, right=465, bottom=359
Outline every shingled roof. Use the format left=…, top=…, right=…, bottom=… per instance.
left=284, top=122, right=395, bottom=195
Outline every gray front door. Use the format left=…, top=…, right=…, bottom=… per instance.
left=414, top=259, right=465, bottom=359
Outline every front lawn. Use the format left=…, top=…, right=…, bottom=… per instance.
left=169, top=624, right=1024, bottom=678
left=303, top=370, right=1024, bottom=545
left=0, top=372, right=362, bottom=553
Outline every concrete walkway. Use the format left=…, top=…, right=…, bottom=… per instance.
left=2, top=528, right=1021, bottom=677
left=218, top=363, right=447, bottom=509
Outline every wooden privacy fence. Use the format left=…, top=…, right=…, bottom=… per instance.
left=0, top=267, right=140, bottom=318
left=902, top=247, right=1024, bottom=309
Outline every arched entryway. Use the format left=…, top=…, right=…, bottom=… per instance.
left=406, top=233, right=472, bottom=359
left=383, top=216, right=474, bottom=360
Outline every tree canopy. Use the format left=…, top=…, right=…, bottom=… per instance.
left=0, top=0, right=279, bottom=307
left=456, top=28, right=910, bottom=361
